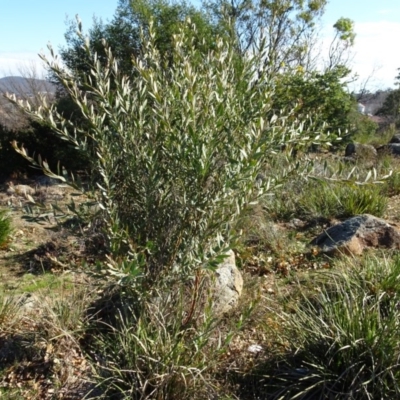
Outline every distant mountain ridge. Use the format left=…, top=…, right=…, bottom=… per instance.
left=0, top=76, right=56, bottom=96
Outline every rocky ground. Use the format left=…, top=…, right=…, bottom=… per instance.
left=1, top=158, right=400, bottom=398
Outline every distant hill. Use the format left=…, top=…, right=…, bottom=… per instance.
left=0, top=76, right=57, bottom=130
left=0, top=76, right=56, bottom=96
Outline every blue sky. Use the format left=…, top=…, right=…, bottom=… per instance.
left=320, top=0, right=400, bottom=90
left=1, top=0, right=399, bottom=90
left=0, top=1, right=118, bottom=75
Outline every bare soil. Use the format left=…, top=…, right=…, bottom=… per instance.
left=0, top=177, right=92, bottom=293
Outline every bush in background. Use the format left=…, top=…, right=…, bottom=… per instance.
left=272, top=66, right=358, bottom=146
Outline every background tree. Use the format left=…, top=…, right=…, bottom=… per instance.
left=326, top=17, right=355, bottom=71
left=202, top=0, right=328, bottom=74
left=199, top=0, right=358, bottom=143
left=59, top=0, right=220, bottom=82
left=377, top=68, right=400, bottom=125
left=272, top=65, right=357, bottom=137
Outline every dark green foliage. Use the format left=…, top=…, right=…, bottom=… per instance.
left=0, top=124, right=32, bottom=178
left=378, top=90, right=400, bottom=123
left=272, top=66, right=357, bottom=138
left=0, top=120, right=90, bottom=179
left=58, top=0, right=220, bottom=81
left=377, top=67, right=400, bottom=126
left=350, top=111, right=379, bottom=143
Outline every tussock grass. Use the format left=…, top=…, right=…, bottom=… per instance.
left=266, top=179, right=387, bottom=221
left=264, top=154, right=390, bottom=222
left=0, top=285, right=95, bottom=398
left=86, top=283, right=243, bottom=400
left=0, top=293, right=23, bottom=330
left=240, top=254, right=400, bottom=399
left=302, top=181, right=387, bottom=219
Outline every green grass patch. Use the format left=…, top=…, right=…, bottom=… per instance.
left=383, top=172, right=400, bottom=196
left=266, top=179, right=388, bottom=221
left=3, top=272, right=74, bottom=294
left=304, top=181, right=387, bottom=218
left=0, top=209, right=12, bottom=247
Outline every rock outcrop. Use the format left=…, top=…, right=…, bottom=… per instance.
left=213, top=250, right=243, bottom=314
left=310, top=214, right=400, bottom=256
left=389, top=134, right=400, bottom=144
left=344, top=142, right=377, bottom=162
left=385, top=143, right=400, bottom=156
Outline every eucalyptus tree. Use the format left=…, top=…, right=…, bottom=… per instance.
left=202, top=0, right=327, bottom=74
left=326, top=17, right=356, bottom=71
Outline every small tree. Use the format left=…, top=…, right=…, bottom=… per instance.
left=203, top=0, right=328, bottom=72
left=326, top=17, right=356, bottom=71
left=9, top=20, right=327, bottom=285
left=272, top=66, right=356, bottom=136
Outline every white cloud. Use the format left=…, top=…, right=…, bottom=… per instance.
left=319, top=20, right=400, bottom=91
left=378, top=6, right=400, bottom=18
left=351, top=21, right=400, bottom=89
left=0, top=52, right=47, bottom=78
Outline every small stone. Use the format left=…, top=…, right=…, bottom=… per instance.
left=344, top=142, right=377, bottom=160
left=247, top=344, right=263, bottom=354
left=310, top=214, right=400, bottom=256
left=389, top=134, right=400, bottom=144
left=213, top=250, right=243, bottom=315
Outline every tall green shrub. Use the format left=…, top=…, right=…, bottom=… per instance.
left=9, top=21, right=326, bottom=284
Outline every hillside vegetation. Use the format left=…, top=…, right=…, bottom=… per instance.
left=1, top=1, right=400, bottom=398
